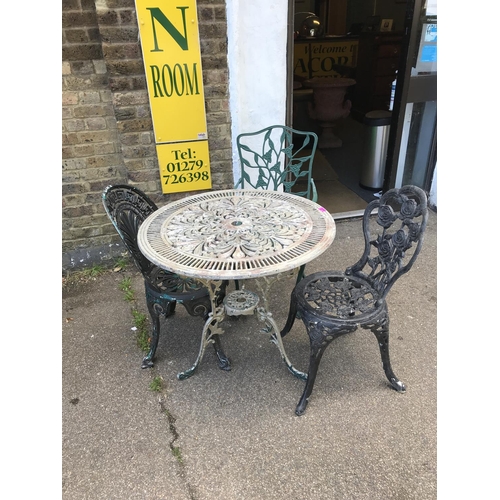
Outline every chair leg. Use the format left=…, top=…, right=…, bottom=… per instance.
left=142, top=301, right=161, bottom=368
left=142, top=299, right=176, bottom=369
left=296, top=322, right=357, bottom=415
left=370, top=316, right=406, bottom=392
left=296, top=333, right=329, bottom=416
left=295, top=264, right=306, bottom=284
left=280, top=290, right=299, bottom=339
left=212, top=334, right=231, bottom=371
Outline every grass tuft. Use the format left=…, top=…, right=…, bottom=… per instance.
left=149, top=375, right=163, bottom=392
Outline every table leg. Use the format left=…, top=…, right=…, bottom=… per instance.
left=254, top=272, right=308, bottom=381
left=177, top=280, right=229, bottom=380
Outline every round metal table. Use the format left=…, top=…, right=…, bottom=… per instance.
left=138, top=189, right=336, bottom=379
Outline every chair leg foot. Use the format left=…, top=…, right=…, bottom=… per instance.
left=213, top=344, right=231, bottom=372
left=295, top=397, right=309, bottom=416
left=215, top=352, right=231, bottom=371
left=141, top=356, right=154, bottom=369
left=212, top=332, right=231, bottom=371
left=389, top=377, right=406, bottom=392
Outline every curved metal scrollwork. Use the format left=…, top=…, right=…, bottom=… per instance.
left=103, top=185, right=208, bottom=296
left=303, top=273, right=379, bottom=319
left=165, top=195, right=309, bottom=261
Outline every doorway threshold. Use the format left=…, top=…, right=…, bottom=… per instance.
left=330, top=207, right=379, bottom=220
left=330, top=209, right=364, bottom=220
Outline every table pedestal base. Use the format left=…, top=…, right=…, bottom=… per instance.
left=176, top=275, right=307, bottom=381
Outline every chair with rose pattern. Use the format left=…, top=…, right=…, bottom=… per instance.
left=280, top=185, right=429, bottom=415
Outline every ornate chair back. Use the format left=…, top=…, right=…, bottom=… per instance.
left=346, top=185, right=429, bottom=303
left=235, top=125, right=318, bottom=202
left=102, top=184, right=158, bottom=279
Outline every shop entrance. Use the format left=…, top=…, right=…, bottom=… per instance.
left=287, top=0, right=437, bottom=216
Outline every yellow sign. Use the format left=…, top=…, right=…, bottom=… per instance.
left=135, top=0, right=212, bottom=193
left=136, top=0, right=207, bottom=142
left=156, top=140, right=212, bottom=193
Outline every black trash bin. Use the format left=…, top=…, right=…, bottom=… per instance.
left=360, top=110, right=392, bottom=191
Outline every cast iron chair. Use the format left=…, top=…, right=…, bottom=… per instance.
left=235, top=125, right=319, bottom=286
left=102, top=184, right=230, bottom=371
left=280, top=185, right=429, bottom=416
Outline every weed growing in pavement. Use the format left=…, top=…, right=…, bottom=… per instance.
left=132, top=310, right=149, bottom=351
left=119, top=276, right=150, bottom=352
left=149, top=376, right=163, bottom=392
left=62, top=264, right=106, bottom=287
left=113, top=257, right=128, bottom=271
left=171, top=446, right=183, bottom=464
left=119, top=276, right=135, bottom=302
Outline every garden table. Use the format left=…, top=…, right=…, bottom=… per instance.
left=137, top=189, right=336, bottom=380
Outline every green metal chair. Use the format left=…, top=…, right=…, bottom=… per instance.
left=234, top=125, right=319, bottom=286
left=235, top=125, right=318, bottom=202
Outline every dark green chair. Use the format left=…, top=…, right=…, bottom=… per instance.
left=102, top=184, right=230, bottom=372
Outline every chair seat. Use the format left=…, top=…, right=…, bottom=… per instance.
left=294, top=271, right=384, bottom=323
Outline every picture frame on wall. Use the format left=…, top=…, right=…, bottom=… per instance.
left=380, top=19, right=393, bottom=32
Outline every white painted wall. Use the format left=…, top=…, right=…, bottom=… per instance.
left=226, top=0, right=289, bottom=182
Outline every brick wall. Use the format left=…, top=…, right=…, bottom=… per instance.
left=62, top=0, right=233, bottom=271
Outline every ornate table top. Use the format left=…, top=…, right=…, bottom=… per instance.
left=138, top=189, right=336, bottom=280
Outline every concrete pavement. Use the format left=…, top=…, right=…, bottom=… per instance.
left=62, top=210, right=437, bottom=499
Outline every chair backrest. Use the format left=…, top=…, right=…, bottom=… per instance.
left=103, top=185, right=209, bottom=297
left=346, top=185, right=429, bottom=302
left=235, top=125, right=318, bottom=201
left=102, top=184, right=159, bottom=277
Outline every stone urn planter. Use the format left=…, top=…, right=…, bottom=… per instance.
left=303, top=77, right=356, bottom=148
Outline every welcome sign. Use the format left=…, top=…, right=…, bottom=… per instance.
left=135, top=0, right=212, bottom=193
